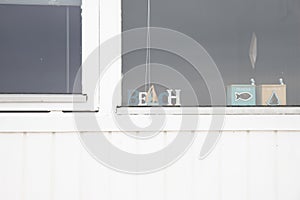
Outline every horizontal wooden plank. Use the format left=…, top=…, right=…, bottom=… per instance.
left=0, top=94, right=87, bottom=103
left=0, top=0, right=81, bottom=6
left=117, top=107, right=300, bottom=115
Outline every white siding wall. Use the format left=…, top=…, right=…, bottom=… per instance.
left=0, top=131, right=299, bottom=200
left=1, top=1, right=300, bottom=200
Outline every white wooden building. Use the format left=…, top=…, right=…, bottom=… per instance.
left=0, top=1, right=300, bottom=200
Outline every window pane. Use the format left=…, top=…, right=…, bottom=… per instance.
left=122, top=0, right=300, bottom=106
left=0, top=4, right=81, bottom=94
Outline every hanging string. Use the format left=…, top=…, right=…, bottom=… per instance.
left=145, top=0, right=151, bottom=91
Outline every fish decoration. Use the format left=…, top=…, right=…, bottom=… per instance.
left=267, top=92, right=280, bottom=105
left=235, top=92, right=253, bottom=101
left=249, top=32, right=257, bottom=69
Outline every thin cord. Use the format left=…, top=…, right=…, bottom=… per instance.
left=145, top=0, right=151, bottom=91
left=66, top=7, right=70, bottom=93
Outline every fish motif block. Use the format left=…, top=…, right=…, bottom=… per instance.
left=227, top=85, right=256, bottom=106
left=257, top=84, right=286, bottom=106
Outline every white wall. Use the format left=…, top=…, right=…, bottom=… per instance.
left=0, top=131, right=299, bottom=200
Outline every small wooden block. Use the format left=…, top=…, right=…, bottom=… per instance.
left=227, top=85, right=256, bottom=106
left=257, top=85, right=286, bottom=106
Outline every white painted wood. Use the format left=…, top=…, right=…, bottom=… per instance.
left=0, top=134, right=23, bottom=200
left=0, top=113, right=300, bottom=132
left=134, top=133, right=167, bottom=200
left=277, top=132, right=300, bottom=200
left=220, top=132, right=248, bottom=200
left=247, top=133, right=277, bottom=200
left=22, top=134, right=52, bottom=200
left=79, top=133, right=110, bottom=200
left=99, top=0, right=122, bottom=113
left=0, top=0, right=81, bottom=6
left=52, top=133, right=81, bottom=200
left=104, top=132, right=137, bottom=200
left=117, top=107, right=300, bottom=115
left=165, top=133, right=208, bottom=200
left=0, top=132, right=299, bottom=200
left=81, top=0, right=100, bottom=111
left=0, top=94, right=86, bottom=103
left=195, top=133, right=222, bottom=200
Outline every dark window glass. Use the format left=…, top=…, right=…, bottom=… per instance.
left=0, top=4, right=81, bottom=94
left=122, top=0, right=300, bottom=106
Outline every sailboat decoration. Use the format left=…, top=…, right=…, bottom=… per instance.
left=249, top=32, right=257, bottom=69
left=267, top=91, right=280, bottom=105
left=146, top=85, right=159, bottom=105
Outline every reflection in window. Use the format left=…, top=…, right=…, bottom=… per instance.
left=122, top=0, right=300, bottom=106
left=0, top=4, right=81, bottom=94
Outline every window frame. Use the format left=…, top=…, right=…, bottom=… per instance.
left=0, top=0, right=100, bottom=111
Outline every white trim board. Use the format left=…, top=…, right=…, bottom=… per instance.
left=0, top=94, right=86, bottom=103
left=0, top=113, right=299, bottom=132
left=0, top=0, right=81, bottom=6
left=116, top=107, right=300, bottom=115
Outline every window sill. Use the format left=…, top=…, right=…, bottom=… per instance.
left=0, top=94, right=87, bottom=103
left=0, top=0, right=82, bottom=6
left=116, top=106, right=300, bottom=115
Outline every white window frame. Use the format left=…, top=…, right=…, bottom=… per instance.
left=0, top=0, right=100, bottom=111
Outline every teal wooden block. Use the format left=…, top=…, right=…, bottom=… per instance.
left=227, top=85, right=256, bottom=106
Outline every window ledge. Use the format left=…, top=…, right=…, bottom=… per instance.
left=0, top=94, right=87, bottom=103
left=116, top=107, right=300, bottom=115
left=0, top=0, right=82, bottom=6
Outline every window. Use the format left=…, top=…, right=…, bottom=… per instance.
left=122, top=0, right=300, bottom=107
left=0, top=0, right=99, bottom=111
